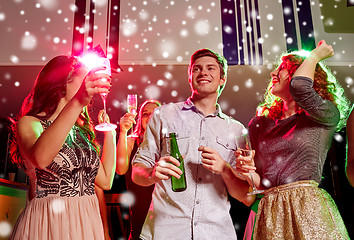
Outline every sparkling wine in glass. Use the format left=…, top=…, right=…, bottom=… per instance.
left=94, top=57, right=117, bottom=131
left=127, top=94, right=137, bottom=136
left=127, top=94, right=138, bottom=115
left=80, top=54, right=117, bottom=131
left=236, top=130, right=264, bottom=195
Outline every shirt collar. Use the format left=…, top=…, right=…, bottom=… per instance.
left=182, top=97, right=228, bottom=120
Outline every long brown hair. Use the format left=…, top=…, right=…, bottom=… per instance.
left=10, top=55, right=99, bottom=168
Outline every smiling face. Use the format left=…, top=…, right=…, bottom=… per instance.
left=189, top=56, right=226, bottom=98
left=141, top=102, right=159, bottom=131
left=270, top=63, right=292, bottom=100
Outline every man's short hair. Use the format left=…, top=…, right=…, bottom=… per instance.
left=188, top=49, right=228, bottom=96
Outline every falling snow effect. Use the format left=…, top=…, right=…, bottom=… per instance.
left=37, top=0, right=59, bottom=10
left=119, top=191, right=136, bottom=208
left=121, top=20, right=138, bottom=37
left=0, top=221, right=12, bottom=237
left=0, top=2, right=347, bottom=105
left=262, top=178, right=272, bottom=188
left=1, top=0, right=354, bottom=236
left=334, top=133, right=344, bottom=143
left=51, top=198, right=66, bottom=214
left=145, top=85, right=161, bottom=99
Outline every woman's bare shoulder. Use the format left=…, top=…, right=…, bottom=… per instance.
left=18, top=115, right=41, bottom=123
left=17, top=115, right=44, bottom=137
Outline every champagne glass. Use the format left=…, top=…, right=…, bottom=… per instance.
left=94, top=57, right=117, bottom=131
left=127, top=94, right=138, bottom=136
left=80, top=54, right=117, bottom=131
left=127, top=94, right=137, bottom=115
left=236, top=130, right=264, bottom=195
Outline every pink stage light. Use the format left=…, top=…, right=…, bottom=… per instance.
left=79, top=53, right=111, bottom=76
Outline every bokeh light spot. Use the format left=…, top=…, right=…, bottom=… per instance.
left=0, top=221, right=12, bottom=237
left=122, top=20, right=137, bottom=36
left=0, top=12, right=5, bottom=21
left=180, top=29, right=188, bottom=37
left=95, top=0, right=108, bottom=7
left=53, top=37, right=60, bottom=44
left=145, top=85, right=161, bottom=99
left=119, top=191, right=135, bottom=208
left=334, top=133, right=344, bottom=143
left=157, top=79, right=164, bottom=86
left=194, top=20, right=210, bottom=35
left=164, top=72, right=173, bottom=80
left=38, top=0, right=59, bottom=10
left=245, top=79, right=253, bottom=88
left=21, top=33, right=37, bottom=50
left=10, top=55, right=19, bottom=64
left=50, top=198, right=65, bottom=214
left=262, top=178, right=272, bottom=188
left=345, top=76, right=353, bottom=85
left=223, top=25, right=233, bottom=34
left=186, top=8, right=196, bottom=19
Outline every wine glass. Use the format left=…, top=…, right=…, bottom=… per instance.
left=84, top=56, right=117, bottom=131
left=95, top=58, right=117, bottom=131
left=79, top=52, right=117, bottom=131
left=127, top=94, right=138, bottom=135
left=127, top=94, right=138, bottom=115
left=236, top=129, right=264, bottom=195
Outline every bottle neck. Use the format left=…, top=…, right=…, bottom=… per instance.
left=169, top=133, right=179, bottom=154
left=170, top=138, right=177, bottom=147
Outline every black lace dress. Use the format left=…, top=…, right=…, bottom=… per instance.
left=10, top=120, right=104, bottom=240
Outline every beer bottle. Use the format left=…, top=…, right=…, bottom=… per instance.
left=169, top=132, right=187, bottom=192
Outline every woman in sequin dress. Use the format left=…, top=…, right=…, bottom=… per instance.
left=236, top=41, right=350, bottom=239
left=9, top=55, right=116, bottom=239
left=116, top=99, right=161, bottom=240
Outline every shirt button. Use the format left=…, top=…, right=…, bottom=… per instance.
left=194, top=222, right=197, bottom=226
left=196, top=200, right=200, bottom=204
left=201, top=136, right=205, bottom=140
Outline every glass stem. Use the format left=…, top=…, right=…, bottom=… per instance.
left=101, top=93, right=107, bottom=123
left=103, top=101, right=107, bottom=123
left=249, top=171, right=256, bottom=189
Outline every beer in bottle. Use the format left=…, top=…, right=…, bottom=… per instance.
left=169, top=132, right=187, bottom=192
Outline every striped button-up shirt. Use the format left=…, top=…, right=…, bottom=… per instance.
left=133, top=98, right=245, bottom=240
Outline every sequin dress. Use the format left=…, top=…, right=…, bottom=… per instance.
left=10, top=120, right=104, bottom=240
left=245, top=76, right=349, bottom=239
